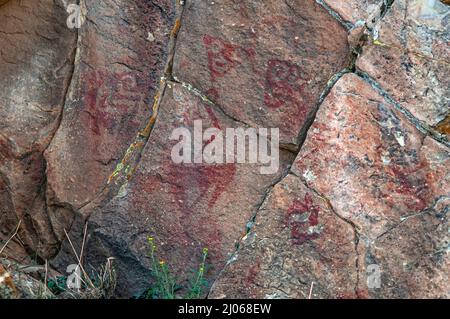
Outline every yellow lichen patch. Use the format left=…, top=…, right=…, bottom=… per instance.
left=0, top=264, right=18, bottom=298
left=373, top=39, right=388, bottom=47
left=108, top=83, right=163, bottom=185
left=435, top=115, right=450, bottom=135
left=108, top=162, right=124, bottom=184
left=171, top=19, right=182, bottom=38
left=106, top=11, right=182, bottom=187
left=140, top=91, right=161, bottom=138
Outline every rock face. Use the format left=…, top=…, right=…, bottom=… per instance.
left=323, top=0, right=384, bottom=24
left=293, top=74, right=449, bottom=298
left=0, top=0, right=77, bottom=259
left=84, top=82, right=294, bottom=296
left=173, top=0, right=350, bottom=145
left=44, top=0, right=176, bottom=243
left=357, top=0, right=450, bottom=131
left=52, top=0, right=351, bottom=297
left=209, top=174, right=359, bottom=299
left=210, top=74, right=449, bottom=298
left=0, top=0, right=449, bottom=299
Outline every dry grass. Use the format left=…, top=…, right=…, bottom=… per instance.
left=0, top=220, right=21, bottom=256
left=61, top=223, right=117, bottom=299
left=61, top=257, right=117, bottom=299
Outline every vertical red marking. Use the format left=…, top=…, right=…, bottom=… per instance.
left=388, top=164, right=428, bottom=211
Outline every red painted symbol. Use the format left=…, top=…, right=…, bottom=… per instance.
left=84, top=70, right=146, bottom=135
left=285, top=194, right=321, bottom=245
left=264, top=59, right=306, bottom=109
left=203, top=35, right=255, bottom=82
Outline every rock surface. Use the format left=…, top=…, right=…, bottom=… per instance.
left=53, top=0, right=351, bottom=297
left=0, top=0, right=77, bottom=259
left=210, top=74, right=449, bottom=298
left=83, top=82, right=294, bottom=296
left=296, top=74, right=449, bottom=298
left=0, top=0, right=449, bottom=299
left=356, top=0, right=450, bottom=131
left=44, top=0, right=176, bottom=242
left=323, top=0, right=384, bottom=24
left=173, top=0, right=350, bottom=145
left=209, top=174, right=359, bottom=299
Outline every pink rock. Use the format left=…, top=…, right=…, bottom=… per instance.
left=356, top=0, right=450, bottom=129
left=1, top=0, right=447, bottom=299
left=209, top=174, right=359, bottom=299
left=293, top=73, right=449, bottom=297
left=209, top=73, right=448, bottom=299
left=323, top=0, right=383, bottom=24
left=173, top=0, right=350, bottom=145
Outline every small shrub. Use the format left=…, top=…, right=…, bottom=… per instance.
left=186, top=247, right=208, bottom=299
left=47, top=276, right=68, bottom=295
left=146, top=237, right=209, bottom=299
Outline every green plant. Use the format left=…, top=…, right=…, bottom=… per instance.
left=146, top=237, right=209, bottom=299
left=186, top=247, right=208, bottom=299
left=47, top=276, right=67, bottom=295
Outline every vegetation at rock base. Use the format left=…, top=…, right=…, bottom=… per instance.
left=146, top=237, right=209, bottom=299
left=45, top=258, right=117, bottom=299
left=2, top=235, right=209, bottom=299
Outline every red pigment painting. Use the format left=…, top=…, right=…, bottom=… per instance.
left=285, top=194, right=321, bottom=245
left=84, top=69, right=147, bottom=135
left=203, top=34, right=255, bottom=83
left=264, top=58, right=307, bottom=109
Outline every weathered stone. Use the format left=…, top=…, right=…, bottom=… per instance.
left=81, top=82, right=294, bottom=297
left=51, top=0, right=351, bottom=297
left=173, top=0, right=350, bottom=145
left=1, top=0, right=448, bottom=299
left=322, top=0, right=383, bottom=25
left=0, top=0, right=77, bottom=259
left=356, top=0, right=450, bottom=129
left=357, top=190, right=449, bottom=298
left=44, top=0, right=176, bottom=244
left=210, top=73, right=448, bottom=299
left=292, top=73, right=449, bottom=297
left=209, top=174, right=358, bottom=299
